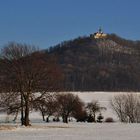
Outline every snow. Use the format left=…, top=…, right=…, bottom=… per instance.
left=0, top=92, right=140, bottom=140
left=0, top=122, right=140, bottom=140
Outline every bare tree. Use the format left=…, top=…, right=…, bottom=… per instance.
left=33, top=98, right=47, bottom=122
left=110, top=94, right=127, bottom=122
left=110, top=93, right=140, bottom=123
left=0, top=42, right=63, bottom=126
left=33, top=93, right=58, bottom=122
left=0, top=92, right=21, bottom=122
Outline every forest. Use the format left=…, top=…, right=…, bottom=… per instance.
left=48, top=34, right=140, bottom=91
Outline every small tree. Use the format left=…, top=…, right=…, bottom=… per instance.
left=110, top=93, right=140, bottom=123
left=86, top=100, right=106, bottom=122
left=0, top=92, right=21, bottom=121
left=72, top=98, right=86, bottom=122
left=56, top=93, right=84, bottom=123
left=33, top=93, right=58, bottom=122
left=33, top=98, right=47, bottom=122
left=97, top=113, right=104, bottom=123
left=110, top=94, right=127, bottom=122
left=73, top=108, right=87, bottom=122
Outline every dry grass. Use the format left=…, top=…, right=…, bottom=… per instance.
left=0, top=125, right=17, bottom=130
left=26, top=125, right=70, bottom=129
left=0, top=124, right=70, bottom=131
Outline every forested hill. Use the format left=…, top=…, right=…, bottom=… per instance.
left=47, top=34, right=140, bottom=91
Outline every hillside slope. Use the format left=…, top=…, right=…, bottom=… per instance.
left=47, top=34, right=140, bottom=91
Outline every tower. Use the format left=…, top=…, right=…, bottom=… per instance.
left=94, top=27, right=107, bottom=39
left=98, top=26, right=103, bottom=34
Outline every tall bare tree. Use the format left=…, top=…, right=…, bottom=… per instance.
left=0, top=42, right=63, bottom=126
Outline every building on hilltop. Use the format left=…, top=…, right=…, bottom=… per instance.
left=93, top=27, right=107, bottom=39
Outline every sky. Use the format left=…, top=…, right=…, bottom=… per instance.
left=0, top=0, right=140, bottom=49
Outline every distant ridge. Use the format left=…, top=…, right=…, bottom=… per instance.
left=46, top=33, right=140, bottom=91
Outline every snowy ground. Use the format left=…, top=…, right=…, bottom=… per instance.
left=0, top=92, right=140, bottom=140
left=0, top=122, right=140, bottom=140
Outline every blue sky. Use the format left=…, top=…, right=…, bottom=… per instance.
left=0, top=0, right=140, bottom=49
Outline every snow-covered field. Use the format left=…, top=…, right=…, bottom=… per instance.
left=0, top=92, right=140, bottom=140
left=0, top=122, right=140, bottom=140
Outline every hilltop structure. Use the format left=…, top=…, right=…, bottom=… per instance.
left=94, top=27, right=107, bottom=39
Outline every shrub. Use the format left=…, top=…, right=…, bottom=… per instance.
left=97, top=113, right=104, bottom=123
left=105, top=117, right=114, bottom=123
left=87, top=115, right=95, bottom=122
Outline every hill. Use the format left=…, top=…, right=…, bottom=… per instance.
left=47, top=34, right=140, bottom=91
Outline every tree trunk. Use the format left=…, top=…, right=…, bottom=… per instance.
left=46, top=116, right=50, bottom=122
left=24, top=97, right=30, bottom=126
left=63, top=115, right=68, bottom=123
left=40, top=110, right=45, bottom=121
left=13, top=110, right=19, bottom=122
left=21, top=93, right=24, bottom=125
left=93, top=113, right=96, bottom=122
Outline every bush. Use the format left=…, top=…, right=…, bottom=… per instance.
left=97, top=113, right=104, bottom=123
left=105, top=117, right=114, bottom=123
left=76, top=111, right=87, bottom=122
left=87, top=115, right=95, bottom=122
